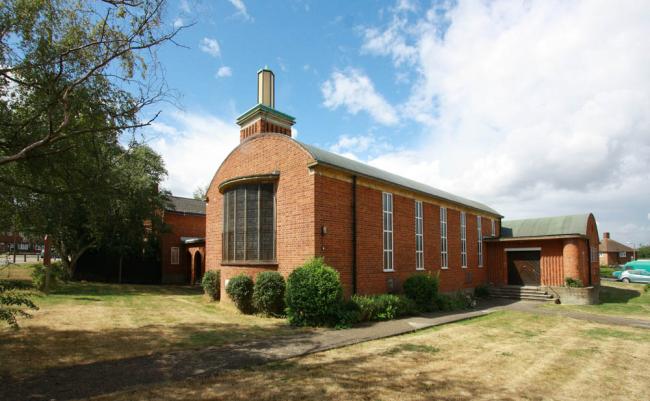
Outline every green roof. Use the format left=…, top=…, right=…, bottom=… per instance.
left=236, top=104, right=295, bottom=125
left=299, top=141, right=501, bottom=217
left=501, top=214, right=591, bottom=238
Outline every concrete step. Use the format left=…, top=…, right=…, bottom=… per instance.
left=488, top=286, right=555, bottom=302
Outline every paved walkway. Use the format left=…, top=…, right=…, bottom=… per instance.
left=3, top=299, right=648, bottom=400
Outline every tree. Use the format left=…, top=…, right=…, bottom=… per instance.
left=0, top=280, right=38, bottom=329
left=0, top=0, right=186, bottom=172
left=193, top=184, right=208, bottom=201
left=637, top=245, right=650, bottom=259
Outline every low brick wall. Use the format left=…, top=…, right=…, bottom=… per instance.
left=548, top=286, right=600, bottom=305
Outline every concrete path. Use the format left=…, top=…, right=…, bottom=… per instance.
left=3, top=299, right=648, bottom=400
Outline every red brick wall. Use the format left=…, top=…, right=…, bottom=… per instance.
left=314, top=173, right=498, bottom=296
left=160, top=211, right=206, bottom=283
left=206, top=134, right=316, bottom=301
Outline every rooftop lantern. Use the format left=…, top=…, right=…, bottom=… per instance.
left=237, top=67, right=295, bottom=142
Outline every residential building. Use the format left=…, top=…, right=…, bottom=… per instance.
left=598, top=232, right=634, bottom=266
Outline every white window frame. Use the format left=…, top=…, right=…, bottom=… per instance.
left=460, top=211, right=467, bottom=268
left=619, top=251, right=626, bottom=258
left=477, top=216, right=483, bottom=268
left=383, top=192, right=394, bottom=272
left=491, top=219, right=496, bottom=237
left=415, top=200, right=424, bottom=270
left=440, top=207, right=448, bottom=269
left=171, top=246, right=180, bottom=265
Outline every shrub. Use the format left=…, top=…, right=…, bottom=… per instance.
left=403, top=273, right=439, bottom=311
left=333, top=300, right=361, bottom=329
left=645, top=284, right=649, bottom=293
left=285, top=257, right=344, bottom=327
left=474, top=284, right=490, bottom=298
left=565, top=277, right=584, bottom=288
left=351, top=294, right=418, bottom=322
left=436, top=291, right=475, bottom=311
left=226, top=274, right=254, bottom=314
left=0, top=280, right=38, bottom=329
left=31, top=262, right=68, bottom=291
left=201, top=270, right=220, bottom=301
left=253, top=271, right=286, bottom=316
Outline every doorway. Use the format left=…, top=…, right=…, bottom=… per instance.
left=507, top=250, right=541, bottom=286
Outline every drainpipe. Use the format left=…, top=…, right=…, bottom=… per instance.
left=352, top=175, right=357, bottom=295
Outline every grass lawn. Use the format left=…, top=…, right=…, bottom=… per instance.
left=0, top=262, right=34, bottom=281
left=0, top=279, right=311, bottom=379
left=545, top=280, right=650, bottom=321
left=93, top=310, right=650, bottom=401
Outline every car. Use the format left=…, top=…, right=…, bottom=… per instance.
left=618, top=269, right=650, bottom=284
left=612, top=261, right=650, bottom=279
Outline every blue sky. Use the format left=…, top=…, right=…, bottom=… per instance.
left=144, top=0, right=650, bottom=246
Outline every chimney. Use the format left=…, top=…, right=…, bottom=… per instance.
left=603, top=232, right=610, bottom=239
left=237, top=67, right=295, bottom=142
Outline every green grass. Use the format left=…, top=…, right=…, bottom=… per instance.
left=582, top=327, right=650, bottom=341
left=599, top=265, right=617, bottom=278
left=383, top=343, right=440, bottom=355
left=546, top=281, right=650, bottom=319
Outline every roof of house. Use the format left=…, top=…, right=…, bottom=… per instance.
left=500, top=214, right=592, bottom=239
left=599, top=237, right=633, bottom=253
left=299, top=142, right=501, bottom=217
left=165, top=196, right=206, bottom=215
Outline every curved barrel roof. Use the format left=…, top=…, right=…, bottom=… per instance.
left=500, top=214, right=592, bottom=238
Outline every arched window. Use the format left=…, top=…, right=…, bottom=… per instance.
left=222, top=183, right=275, bottom=262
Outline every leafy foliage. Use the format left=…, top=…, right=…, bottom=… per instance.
left=403, top=273, right=439, bottom=311
left=285, top=258, right=344, bottom=327
left=474, top=284, right=490, bottom=298
left=637, top=246, right=650, bottom=259
left=565, top=277, right=584, bottom=288
left=351, top=294, right=417, bottom=322
left=201, top=270, right=220, bottom=301
left=0, top=280, right=38, bottom=328
left=436, top=291, right=476, bottom=311
left=252, top=271, right=286, bottom=317
left=226, top=274, right=254, bottom=314
left=31, top=261, right=69, bottom=291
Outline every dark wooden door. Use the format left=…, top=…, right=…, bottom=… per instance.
left=507, top=251, right=541, bottom=286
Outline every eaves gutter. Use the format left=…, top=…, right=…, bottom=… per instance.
left=484, top=234, right=587, bottom=242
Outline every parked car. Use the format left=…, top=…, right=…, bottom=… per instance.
left=612, top=260, right=650, bottom=279
left=618, top=269, right=650, bottom=284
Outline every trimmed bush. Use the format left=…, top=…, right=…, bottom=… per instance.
left=565, top=277, right=584, bottom=288
left=474, top=284, right=490, bottom=298
left=351, top=294, right=417, bottom=322
left=285, top=257, right=344, bottom=327
left=253, top=271, right=286, bottom=316
left=201, top=270, right=220, bottom=301
left=437, top=291, right=475, bottom=311
left=31, top=262, right=68, bottom=291
left=403, top=273, right=439, bottom=311
left=226, top=274, right=254, bottom=313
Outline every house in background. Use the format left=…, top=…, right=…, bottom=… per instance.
left=599, top=232, right=633, bottom=266
left=204, top=69, right=600, bottom=304
left=161, top=196, right=206, bottom=284
left=0, top=232, right=43, bottom=254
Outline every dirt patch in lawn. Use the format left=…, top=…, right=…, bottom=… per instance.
left=94, top=311, right=650, bottom=401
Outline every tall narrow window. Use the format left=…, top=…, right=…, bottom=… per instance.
left=415, top=200, right=424, bottom=270
left=460, top=212, right=467, bottom=268
left=491, top=219, right=496, bottom=237
left=171, top=247, right=179, bottom=265
left=383, top=192, right=394, bottom=271
left=477, top=216, right=483, bottom=267
left=440, top=207, right=448, bottom=269
left=223, top=183, right=275, bottom=262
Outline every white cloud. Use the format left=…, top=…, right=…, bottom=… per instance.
left=148, top=111, right=239, bottom=197
left=353, top=0, right=650, bottom=245
left=321, top=68, right=399, bottom=125
left=216, top=66, right=232, bottom=78
left=173, top=18, right=184, bottom=29
left=199, top=38, right=220, bottom=57
left=228, top=0, right=252, bottom=21
left=361, top=17, right=417, bottom=66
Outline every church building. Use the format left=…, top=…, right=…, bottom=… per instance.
left=205, top=69, right=600, bottom=303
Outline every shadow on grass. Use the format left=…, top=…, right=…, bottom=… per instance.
left=0, top=322, right=313, bottom=401
left=50, top=281, right=203, bottom=297
left=599, top=285, right=643, bottom=304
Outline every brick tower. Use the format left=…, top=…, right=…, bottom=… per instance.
left=237, top=68, right=296, bottom=142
